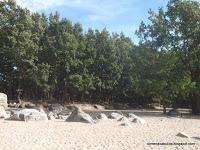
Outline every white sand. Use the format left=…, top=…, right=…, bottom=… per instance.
left=0, top=116, right=200, bottom=150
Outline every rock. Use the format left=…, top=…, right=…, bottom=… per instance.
left=119, top=116, right=131, bottom=127
left=98, top=113, right=108, bottom=120
left=38, top=107, right=46, bottom=113
left=17, top=100, right=36, bottom=109
left=0, top=106, right=7, bottom=118
left=0, top=93, right=7, bottom=108
left=66, top=107, right=95, bottom=124
left=49, top=104, right=64, bottom=113
left=192, top=136, right=200, bottom=141
left=109, top=112, right=123, bottom=120
left=120, top=122, right=131, bottom=127
left=8, top=102, right=18, bottom=108
left=132, top=117, right=146, bottom=124
left=48, top=104, right=71, bottom=117
left=24, top=103, right=36, bottom=108
left=128, top=113, right=139, bottom=119
left=118, top=116, right=129, bottom=122
left=47, top=112, right=56, bottom=120
left=58, top=115, right=69, bottom=120
left=11, top=109, right=48, bottom=121
left=167, top=109, right=181, bottom=117
left=177, top=132, right=189, bottom=138
left=128, top=113, right=146, bottom=124
left=93, top=105, right=105, bottom=110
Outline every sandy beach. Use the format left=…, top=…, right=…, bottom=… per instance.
left=0, top=114, right=200, bottom=150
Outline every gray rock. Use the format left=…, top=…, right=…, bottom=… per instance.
left=192, top=136, right=200, bottom=141
left=49, top=104, right=64, bottom=113
left=109, top=112, right=123, bottom=120
left=66, top=107, right=95, bottom=124
left=128, top=113, right=146, bottom=124
left=177, top=132, right=189, bottom=138
left=48, top=104, right=71, bottom=116
left=167, top=109, right=181, bottom=117
left=98, top=113, right=108, bottom=120
left=11, top=109, right=48, bottom=121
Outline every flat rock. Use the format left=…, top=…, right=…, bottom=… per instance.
left=10, top=109, right=48, bottom=121
left=66, top=107, right=95, bottom=124
left=109, top=112, right=123, bottom=120
left=176, top=132, right=189, bottom=138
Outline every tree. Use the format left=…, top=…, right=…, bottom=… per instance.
left=137, top=0, right=200, bottom=114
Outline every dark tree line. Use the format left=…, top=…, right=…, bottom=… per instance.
left=0, top=0, right=199, bottom=114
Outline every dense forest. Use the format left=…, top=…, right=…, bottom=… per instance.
left=0, top=0, right=200, bottom=114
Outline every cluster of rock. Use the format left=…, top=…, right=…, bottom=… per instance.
left=108, top=112, right=146, bottom=127
left=0, top=92, right=146, bottom=126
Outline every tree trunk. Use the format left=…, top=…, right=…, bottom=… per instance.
left=191, top=93, right=200, bottom=115
left=190, top=71, right=200, bottom=115
left=163, top=105, right=167, bottom=114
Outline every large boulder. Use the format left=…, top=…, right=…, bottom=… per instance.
left=66, top=107, right=95, bottom=124
left=10, top=109, right=48, bottom=121
left=0, top=93, right=7, bottom=108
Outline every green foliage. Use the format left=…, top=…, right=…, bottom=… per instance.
left=0, top=0, right=199, bottom=113
left=136, top=0, right=200, bottom=113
